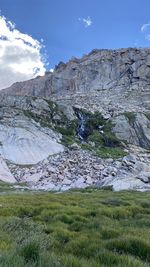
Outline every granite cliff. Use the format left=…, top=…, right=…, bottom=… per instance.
left=2, top=48, right=150, bottom=114
left=0, top=48, right=150, bottom=191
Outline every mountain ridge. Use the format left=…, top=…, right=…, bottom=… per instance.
left=1, top=47, right=150, bottom=116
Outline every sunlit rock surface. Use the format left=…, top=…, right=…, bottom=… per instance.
left=0, top=96, right=64, bottom=165
left=0, top=156, right=16, bottom=183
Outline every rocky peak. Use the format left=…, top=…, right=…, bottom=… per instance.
left=1, top=47, right=150, bottom=116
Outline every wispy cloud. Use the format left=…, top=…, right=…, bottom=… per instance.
left=78, top=16, right=92, bottom=28
left=141, top=22, right=150, bottom=32
left=140, top=22, right=150, bottom=42
left=0, top=15, right=46, bottom=89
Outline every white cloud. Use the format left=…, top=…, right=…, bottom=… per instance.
left=78, top=16, right=92, bottom=28
left=0, top=15, right=46, bottom=89
left=145, top=34, right=150, bottom=41
left=141, top=23, right=150, bottom=32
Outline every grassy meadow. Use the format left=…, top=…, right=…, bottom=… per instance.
left=0, top=183, right=150, bottom=266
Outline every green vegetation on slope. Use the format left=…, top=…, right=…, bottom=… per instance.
left=23, top=99, right=69, bottom=130
left=79, top=110, right=127, bottom=158
left=0, top=187, right=150, bottom=267
left=24, top=103, right=126, bottom=158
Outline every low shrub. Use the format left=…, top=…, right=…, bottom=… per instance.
left=107, top=238, right=150, bottom=262
left=20, top=242, right=40, bottom=263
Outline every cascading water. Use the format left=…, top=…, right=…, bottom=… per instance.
left=76, top=111, right=88, bottom=141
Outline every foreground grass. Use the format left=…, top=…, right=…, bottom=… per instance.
left=0, top=186, right=150, bottom=267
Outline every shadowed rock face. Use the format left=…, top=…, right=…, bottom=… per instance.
left=112, top=113, right=150, bottom=149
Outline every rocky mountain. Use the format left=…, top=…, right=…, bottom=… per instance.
left=2, top=48, right=150, bottom=114
left=0, top=48, right=150, bottom=191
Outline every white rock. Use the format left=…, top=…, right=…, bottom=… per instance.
left=70, top=143, right=80, bottom=150
left=61, top=185, right=71, bottom=191
left=22, top=172, right=43, bottom=183
left=101, top=173, right=150, bottom=192
left=105, top=158, right=114, bottom=164
left=0, top=124, right=64, bottom=165
left=136, top=172, right=150, bottom=183
left=0, top=157, right=16, bottom=183
left=47, top=166, right=56, bottom=173
left=57, top=174, right=64, bottom=181
left=93, top=164, right=104, bottom=170
left=62, top=178, right=72, bottom=185
left=86, top=176, right=93, bottom=185
left=72, top=177, right=86, bottom=188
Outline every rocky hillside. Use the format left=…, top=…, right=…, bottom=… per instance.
left=0, top=94, right=149, bottom=191
left=0, top=48, right=150, bottom=191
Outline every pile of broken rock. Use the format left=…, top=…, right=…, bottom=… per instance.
left=4, top=144, right=150, bottom=192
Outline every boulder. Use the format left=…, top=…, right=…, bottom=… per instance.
left=113, top=113, right=150, bottom=149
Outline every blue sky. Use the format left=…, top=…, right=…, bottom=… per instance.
left=1, top=0, right=150, bottom=88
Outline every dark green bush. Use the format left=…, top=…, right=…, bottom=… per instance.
left=20, top=242, right=39, bottom=263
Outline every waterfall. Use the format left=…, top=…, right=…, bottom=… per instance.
left=76, top=111, right=87, bottom=141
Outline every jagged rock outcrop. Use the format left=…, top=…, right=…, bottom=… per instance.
left=1, top=48, right=150, bottom=116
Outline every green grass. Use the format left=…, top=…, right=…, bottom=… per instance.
left=81, top=143, right=127, bottom=158
left=0, top=187, right=150, bottom=266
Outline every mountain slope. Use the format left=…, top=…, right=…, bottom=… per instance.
left=0, top=48, right=150, bottom=191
